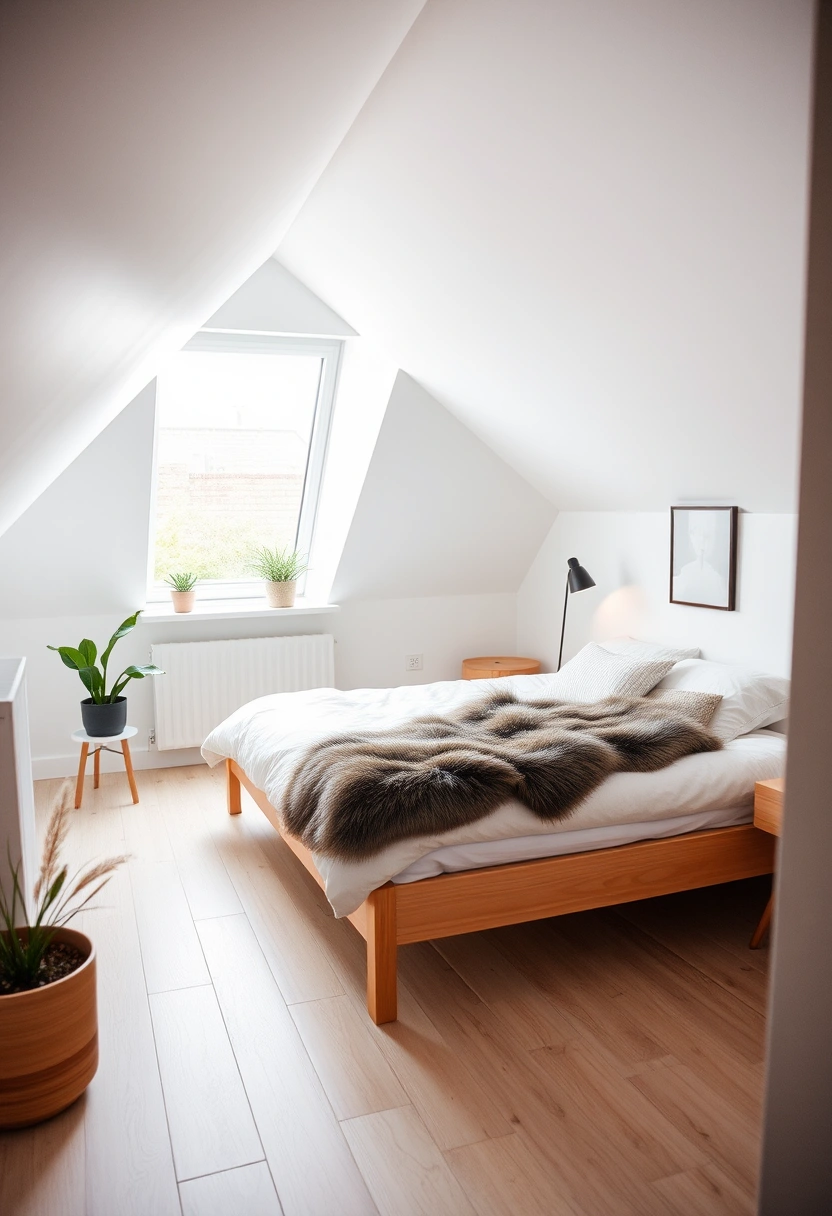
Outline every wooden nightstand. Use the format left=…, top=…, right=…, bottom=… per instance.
left=462, top=656, right=542, bottom=680
left=750, top=777, right=783, bottom=948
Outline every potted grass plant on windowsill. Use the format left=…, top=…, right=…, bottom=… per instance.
left=48, top=610, right=164, bottom=736
left=249, top=545, right=308, bottom=609
left=165, top=571, right=198, bottom=613
left=0, top=783, right=127, bottom=1128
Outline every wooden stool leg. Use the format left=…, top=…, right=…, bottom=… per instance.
left=93, top=746, right=101, bottom=789
left=366, top=885, right=397, bottom=1024
left=226, top=759, right=242, bottom=815
left=121, top=739, right=139, bottom=804
left=74, top=743, right=90, bottom=809
left=750, top=894, right=773, bottom=949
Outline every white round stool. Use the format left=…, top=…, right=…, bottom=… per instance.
left=71, top=725, right=139, bottom=809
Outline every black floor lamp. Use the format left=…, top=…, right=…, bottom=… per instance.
left=557, top=557, right=596, bottom=671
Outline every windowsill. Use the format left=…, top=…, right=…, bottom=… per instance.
left=140, top=598, right=340, bottom=623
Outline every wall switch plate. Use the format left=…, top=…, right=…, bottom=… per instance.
left=405, top=654, right=423, bottom=672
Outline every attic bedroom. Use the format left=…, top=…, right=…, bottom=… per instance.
left=1, top=2, right=830, bottom=1214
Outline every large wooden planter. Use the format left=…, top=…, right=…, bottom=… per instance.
left=0, top=927, right=98, bottom=1129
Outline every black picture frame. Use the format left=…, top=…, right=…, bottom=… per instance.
left=669, top=505, right=738, bottom=611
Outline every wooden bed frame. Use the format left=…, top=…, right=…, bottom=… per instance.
left=226, top=758, right=775, bottom=1024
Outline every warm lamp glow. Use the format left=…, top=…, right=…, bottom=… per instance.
left=590, top=585, right=648, bottom=642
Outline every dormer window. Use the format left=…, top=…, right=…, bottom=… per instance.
left=148, top=332, right=341, bottom=600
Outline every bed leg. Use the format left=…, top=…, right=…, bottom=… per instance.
left=226, top=759, right=242, bottom=815
left=366, top=885, right=397, bottom=1024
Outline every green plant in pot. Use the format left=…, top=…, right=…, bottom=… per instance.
left=165, top=571, right=198, bottom=613
left=48, top=610, right=164, bottom=737
left=249, top=545, right=308, bottom=608
left=0, top=782, right=127, bottom=1127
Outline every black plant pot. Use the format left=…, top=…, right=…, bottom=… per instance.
left=80, top=697, right=127, bottom=738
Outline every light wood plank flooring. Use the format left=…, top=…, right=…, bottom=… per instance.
left=0, top=764, right=772, bottom=1215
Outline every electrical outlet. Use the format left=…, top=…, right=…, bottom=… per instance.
left=148, top=727, right=156, bottom=748
left=405, top=654, right=423, bottom=672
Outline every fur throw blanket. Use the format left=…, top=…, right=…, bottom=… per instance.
left=280, top=690, right=722, bottom=862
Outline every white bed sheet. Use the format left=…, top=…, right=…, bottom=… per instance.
left=202, top=676, right=786, bottom=917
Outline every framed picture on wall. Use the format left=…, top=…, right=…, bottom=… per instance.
left=670, top=505, right=738, bottom=611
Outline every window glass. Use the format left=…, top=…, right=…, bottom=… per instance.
left=151, top=347, right=323, bottom=583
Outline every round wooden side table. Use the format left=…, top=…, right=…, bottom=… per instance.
left=461, top=656, right=542, bottom=680
left=71, top=725, right=139, bottom=809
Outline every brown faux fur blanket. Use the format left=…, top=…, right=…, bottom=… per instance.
left=280, top=690, right=722, bottom=862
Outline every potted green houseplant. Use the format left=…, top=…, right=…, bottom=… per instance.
left=0, top=783, right=127, bottom=1128
left=164, top=571, right=198, bottom=613
left=48, top=610, right=164, bottom=736
left=249, top=545, right=308, bottom=608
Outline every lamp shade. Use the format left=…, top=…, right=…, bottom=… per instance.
left=567, top=557, right=595, bottom=594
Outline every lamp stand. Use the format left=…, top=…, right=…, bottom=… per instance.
left=557, top=572, right=570, bottom=671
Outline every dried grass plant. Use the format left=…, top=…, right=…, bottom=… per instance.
left=0, top=783, right=128, bottom=990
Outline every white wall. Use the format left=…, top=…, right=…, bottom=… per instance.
left=518, top=511, right=797, bottom=675
left=335, top=593, right=516, bottom=690
left=332, top=372, right=555, bottom=600
left=761, top=5, right=832, bottom=1199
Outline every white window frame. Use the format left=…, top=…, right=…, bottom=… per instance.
left=147, top=330, right=342, bottom=602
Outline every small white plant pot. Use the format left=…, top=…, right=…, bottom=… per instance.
left=265, top=580, right=297, bottom=608
left=170, top=590, right=196, bottom=613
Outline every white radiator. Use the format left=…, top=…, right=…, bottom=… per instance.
left=151, top=634, right=334, bottom=750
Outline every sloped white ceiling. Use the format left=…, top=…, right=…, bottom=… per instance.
left=278, top=0, right=814, bottom=512
left=0, top=0, right=424, bottom=537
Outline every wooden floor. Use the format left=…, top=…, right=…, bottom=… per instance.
left=1, top=765, right=772, bottom=1216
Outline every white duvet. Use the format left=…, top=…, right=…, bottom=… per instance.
left=202, top=674, right=786, bottom=917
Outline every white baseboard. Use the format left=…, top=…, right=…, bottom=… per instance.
left=32, top=746, right=206, bottom=781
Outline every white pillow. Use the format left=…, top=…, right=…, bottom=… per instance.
left=656, top=659, right=790, bottom=741
left=546, top=643, right=675, bottom=703
left=599, top=637, right=701, bottom=662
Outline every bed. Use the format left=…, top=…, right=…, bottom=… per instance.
left=204, top=657, right=786, bottom=1024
